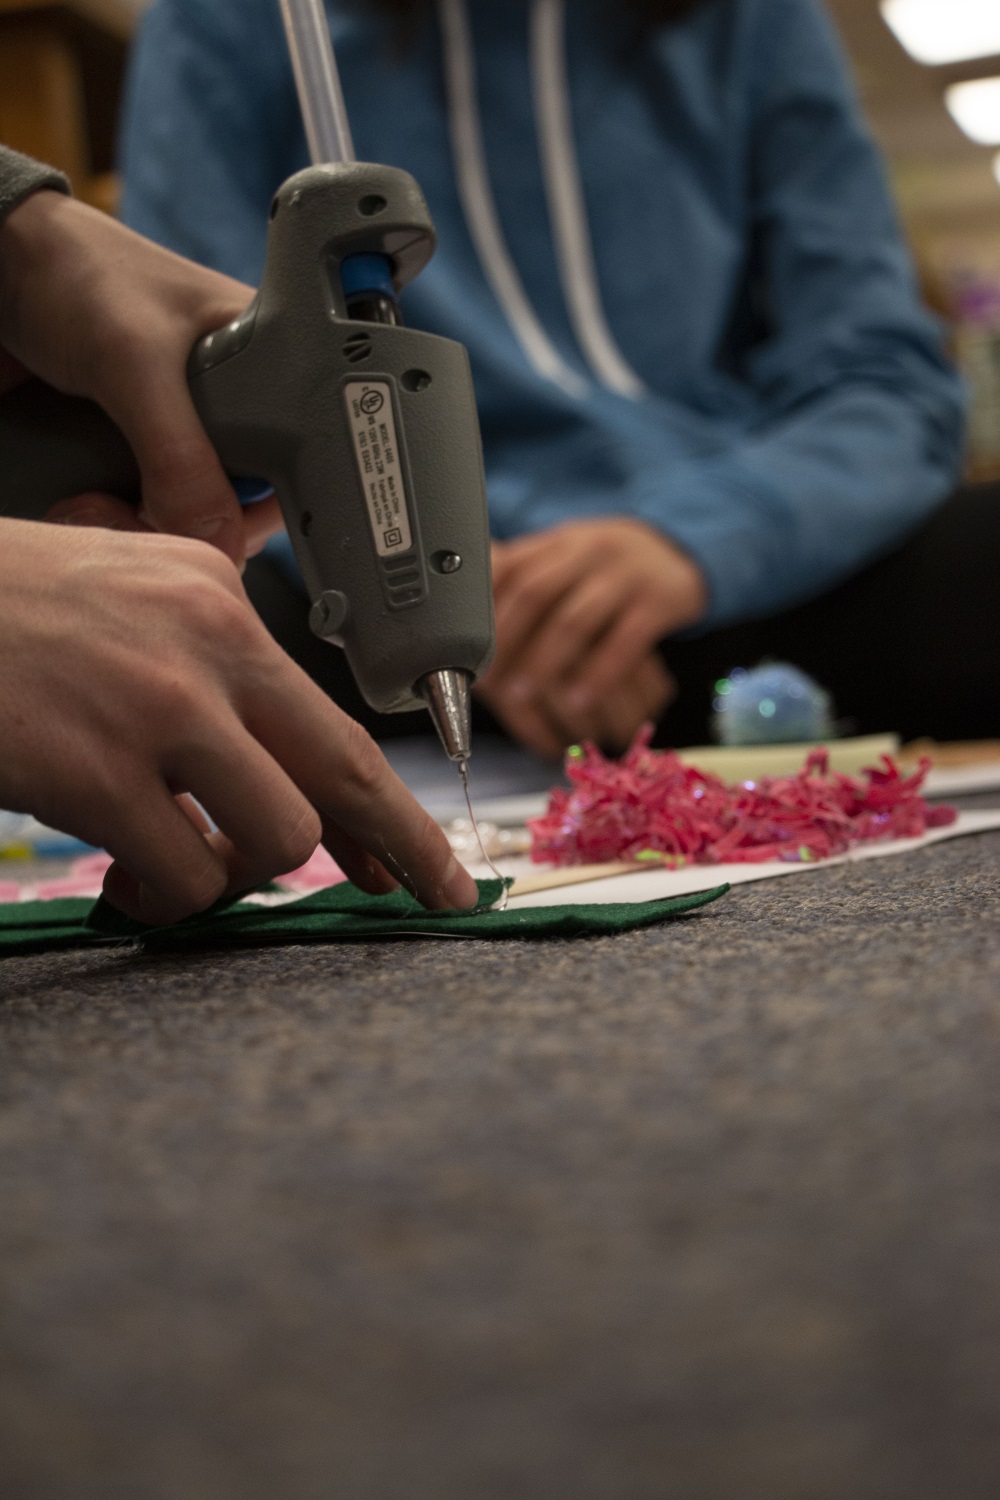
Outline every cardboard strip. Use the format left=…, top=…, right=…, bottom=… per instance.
left=509, top=859, right=663, bottom=897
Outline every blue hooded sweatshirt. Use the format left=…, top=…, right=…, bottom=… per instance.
left=119, top=0, right=966, bottom=628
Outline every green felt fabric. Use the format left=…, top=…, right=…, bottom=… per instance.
left=0, top=880, right=729, bottom=958
left=0, top=897, right=95, bottom=955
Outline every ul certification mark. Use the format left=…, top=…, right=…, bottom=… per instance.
left=344, top=381, right=413, bottom=557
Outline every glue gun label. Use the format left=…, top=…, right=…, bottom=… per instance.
left=344, top=381, right=414, bottom=558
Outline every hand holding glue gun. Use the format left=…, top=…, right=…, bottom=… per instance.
left=0, top=177, right=478, bottom=922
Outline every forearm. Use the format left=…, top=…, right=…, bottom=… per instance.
left=628, top=381, right=966, bottom=628
left=487, top=366, right=964, bottom=631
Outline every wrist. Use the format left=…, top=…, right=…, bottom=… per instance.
left=0, top=188, right=72, bottom=350
left=626, top=518, right=707, bottom=630
left=665, top=542, right=709, bottom=629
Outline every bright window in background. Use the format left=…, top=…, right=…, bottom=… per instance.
left=880, top=0, right=1000, bottom=66
left=945, top=76, right=1000, bottom=145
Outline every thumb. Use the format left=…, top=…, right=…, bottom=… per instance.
left=107, top=360, right=246, bottom=565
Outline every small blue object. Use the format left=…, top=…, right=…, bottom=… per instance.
left=340, top=252, right=396, bottom=301
left=711, top=662, right=834, bottom=746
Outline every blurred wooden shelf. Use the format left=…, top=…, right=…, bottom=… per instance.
left=966, top=459, right=1000, bottom=486
left=0, top=0, right=134, bottom=35
left=0, top=0, right=136, bottom=213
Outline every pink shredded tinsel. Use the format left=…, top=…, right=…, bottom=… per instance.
left=528, top=727, right=956, bottom=868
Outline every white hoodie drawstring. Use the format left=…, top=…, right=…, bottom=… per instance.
left=437, top=0, right=588, bottom=397
left=437, top=0, right=645, bottom=400
left=531, top=0, right=647, bottom=397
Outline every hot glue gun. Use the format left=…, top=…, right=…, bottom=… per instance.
left=0, top=0, right=495, bottom=766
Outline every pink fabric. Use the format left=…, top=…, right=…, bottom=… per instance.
left=276, top=845, right=348, bottom=892
left=34, top=852, right=114, bottom=901
left=2, top=847, right=348, bottom=904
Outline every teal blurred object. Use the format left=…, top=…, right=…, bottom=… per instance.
left=712, top=663, right=834, bottom=746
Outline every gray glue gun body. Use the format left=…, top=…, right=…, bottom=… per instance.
left=0, top=164, right=496, bottom=755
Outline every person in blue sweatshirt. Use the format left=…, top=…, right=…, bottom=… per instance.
left=119, top=0, right=986, bottom=753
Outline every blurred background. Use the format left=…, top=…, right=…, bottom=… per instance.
left=2, top=0, right=999, bottom=479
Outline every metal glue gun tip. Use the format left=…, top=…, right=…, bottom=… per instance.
left=419, top=668, right=473, bottom=764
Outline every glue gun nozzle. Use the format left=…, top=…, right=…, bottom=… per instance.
left=418, top=669, right=472, bottom=763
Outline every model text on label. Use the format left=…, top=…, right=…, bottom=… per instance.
left=344, top=381, right=414, bottom=557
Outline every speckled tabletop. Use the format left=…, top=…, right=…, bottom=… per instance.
left=3, top=811, right=1000, bottom=1499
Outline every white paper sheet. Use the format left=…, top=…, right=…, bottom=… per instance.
left=463, top=809, right=1000, bottom=909
left=922, top=763, right=1000, bottom=797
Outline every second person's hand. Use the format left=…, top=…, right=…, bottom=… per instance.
left=480, top=518, right=706, bottom=757
left=479, top=647, right=676, bottom=761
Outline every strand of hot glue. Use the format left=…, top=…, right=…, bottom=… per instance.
left=458, top=759, right=509, bottom=911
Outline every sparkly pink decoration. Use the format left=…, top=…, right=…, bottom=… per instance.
left=35, top=852, right=114, bottom=900
left=1, top=846, right=348, bottom=905
left=529, top=727, right=956, bottom=868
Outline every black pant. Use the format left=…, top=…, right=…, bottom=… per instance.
left=244, top=483, right=1000, bottom=750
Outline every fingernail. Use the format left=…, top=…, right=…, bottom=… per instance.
left=55, top=509, right=111, bottom=528
left=507, top=678, right=533, bottom=703
left=443, top=855, right=479, bottom=910
left=188, top=516, right=229, bottom=540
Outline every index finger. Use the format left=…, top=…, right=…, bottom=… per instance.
left=246, top=662, right=479, bottom=910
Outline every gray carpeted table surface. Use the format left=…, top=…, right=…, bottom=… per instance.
left=3, top=813, right=1000, bottom=1499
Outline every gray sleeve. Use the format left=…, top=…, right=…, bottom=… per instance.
left=0, top=146, right=70, bottom=225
